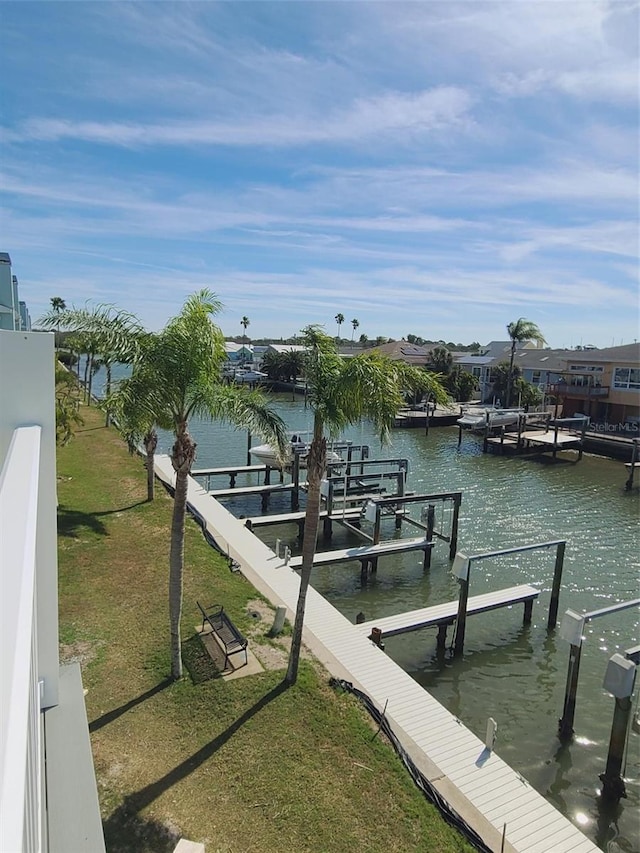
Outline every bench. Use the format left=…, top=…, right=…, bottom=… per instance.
left=197, top=602, right=248, bottom=670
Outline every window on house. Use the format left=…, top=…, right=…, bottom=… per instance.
left=614, top=367, right=640, bottom=390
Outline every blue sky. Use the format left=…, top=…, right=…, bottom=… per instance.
left=1, top=1, right=638, bottom=348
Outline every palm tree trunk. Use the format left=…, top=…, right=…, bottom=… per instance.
left=87, top=355, right=94, bottom=405
left=505, top=340, right=516, bottom=408
left=83, top=355, right=90, bottom=402
left=144, top=429, right=158, bottom=502
left=105, top=363, right=112, bottom=426
left=286, top=425, right=326, bottom=686
left=169, top=426, right=197, bottom=680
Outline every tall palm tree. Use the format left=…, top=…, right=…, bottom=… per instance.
left=351, top=318, right=359, bottom=342
left=505, top=318, right=546, bottom=407
left=335, top=313, right=344, bottom=341
left=112, top=291, right=287, bottom=680
left=285, top=326, right=449, bottom=685
left=50, top=297, right=66, bottom=347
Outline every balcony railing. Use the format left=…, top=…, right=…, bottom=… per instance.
left=548, top=384, right=610, bottom=398
left=0, top=426, right=43, bottom=853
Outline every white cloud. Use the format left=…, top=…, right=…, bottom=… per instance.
left=8, top=85, right=473, bottom=149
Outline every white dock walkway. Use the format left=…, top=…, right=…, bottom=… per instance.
left=154, top=455, right=598, bottom=853
left=356, top=585, right=540, bottom=637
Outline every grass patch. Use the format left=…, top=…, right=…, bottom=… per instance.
left=57, top=406, right=474, bottom=852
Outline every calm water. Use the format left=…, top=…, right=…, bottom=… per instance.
left=99, top=369, right=639, bottom=851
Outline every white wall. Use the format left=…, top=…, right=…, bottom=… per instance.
left=0, top=331, right=59, bottom=708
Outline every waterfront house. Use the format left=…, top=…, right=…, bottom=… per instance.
left=366, top=340, right=433, bottom=367
left=548, top=343, right=640, bottom=431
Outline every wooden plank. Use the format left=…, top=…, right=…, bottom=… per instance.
left=193, top=464, right=268, bottom=475
left=246, top=507, right=363, bottom=528
left=356, top=584, right=539, bottom=637
left=288, top=536, right=430, bottom=569
left=208, top=483, right=295, bottom=498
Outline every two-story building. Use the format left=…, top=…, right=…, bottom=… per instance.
left=549, top=343, right=640, bottom=432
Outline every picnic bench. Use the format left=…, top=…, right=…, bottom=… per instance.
left=197, top=602, right=248, bottom=670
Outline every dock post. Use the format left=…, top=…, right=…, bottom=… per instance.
left=373, top=507, right=382, bottom=546
left=625, top=439, right=638, bottom=490
left=599, top=654, right=636, bottom=801
left=453, top=576, right=470, bottom=657
left=449, top=496, right=460, bottom=560
left=600, top=696, right=633, bottom=801
left=291, top=453, right=300, bottom=512
left=229, top=472, right=237, bottom=488
left=323, top=516, right=333, bottom=539
left=369, top=627, right=384, bottom=649
left=523, top=599, right=533, bottom=624
left=424, top=504, right=435, bottom=570
left=553, top=421, right=560, bottom=458
left=548, top=541, right=566, bottom=631
left=436, top=622, right=448, bottom=652
left=246, top=430, right=252, bottom=466
left=264, top=465, right=272, bottom=486
left=558, top=642, right=583, bottom=740
left=323, top=480, right=333, bottom=539
left=261, top=490, right=269, bottom=513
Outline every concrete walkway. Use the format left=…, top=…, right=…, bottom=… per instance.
left=155, top=455, right=598, bottom=853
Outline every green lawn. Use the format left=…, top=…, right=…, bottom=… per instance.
left=57, top=406, right=474, bottom=853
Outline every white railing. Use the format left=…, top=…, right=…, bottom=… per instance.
left=1, top=426, right=43, bottom=853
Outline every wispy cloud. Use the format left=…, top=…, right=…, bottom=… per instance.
left=1, top=0, right=637, bottom=347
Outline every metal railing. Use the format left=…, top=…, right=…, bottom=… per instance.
left=1, top=427, right=43, bottom=853
left=549, top=384, right=610, bottom=398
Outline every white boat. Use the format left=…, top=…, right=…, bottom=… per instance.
left=250, top=433, right=343, bottom=470
left=457, top=407, right=523, bottom=430
left=233, top=369, right=268, bottom=383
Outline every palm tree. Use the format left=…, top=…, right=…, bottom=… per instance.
left=50, top=297, right=66, bottom=347
left=107, top=370, right=172, bottom=502
left=112, top=291, right=287, bottom=680
left=285, top=326, right=449, bottom=686
left=351, top=318, right=359, bottom=342
left=37, top=303, right=144, bottom=420
left=505, top=318, right=546, bottom=407
left=335, top=313, right=344, bottom=341
left=429, top=345, right=453, bottom=375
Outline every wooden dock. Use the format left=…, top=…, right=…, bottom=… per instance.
left=153, top=454, right=599, bottom=853
left=356, top=584, right=540, bottom=649
left=485, top=428, right=585, bottom=457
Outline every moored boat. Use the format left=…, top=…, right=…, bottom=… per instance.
left=250, top=433, right=344, bottom=469
left=457, top=406, right=523, bottom=430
